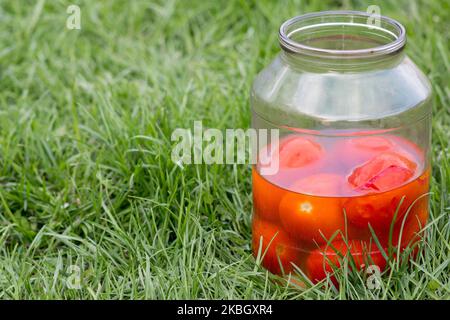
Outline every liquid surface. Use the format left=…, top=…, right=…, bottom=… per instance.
left=257, top=134, right=424, bottom=197
left=252, top=134, right=429, bottom=283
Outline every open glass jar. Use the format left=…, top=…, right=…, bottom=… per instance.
left=251, top=11, right=432, bottom=283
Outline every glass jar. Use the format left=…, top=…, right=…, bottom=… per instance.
left=251, top=11, right=432, bottom=283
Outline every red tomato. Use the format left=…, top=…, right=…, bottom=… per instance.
left=387, top=176, right=430, bottom=249
left=348, top=151, right=417, bottom=190
left=252, top=168, right=286, bottom=222
left=362, top=165, right=414, bottom=192
left=388, top=135, right=425, bottom=164
left=382, top=173, right=429, bottom=259
left=306, top=240, right=388, bottom=284
left=392, top=199, right=429, bottom=248
left=252, top=218, right=299, bottom=275
left=279, top=174, right=345, bottom=244
left=259, top=135, right=324, bottom=171
left=332, top=136, right=395, bottom=168
left=287, top=173, right=342, bottom=196
left=347, top=136, right=394, bottom=152
left=344, top=186, right=411, bottom=229
left=279, top=136, right=324, bottom=168
left=344, top=167, right=427, bottom=229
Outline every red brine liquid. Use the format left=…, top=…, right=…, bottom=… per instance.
left=252, top=134, right=430, bottom=284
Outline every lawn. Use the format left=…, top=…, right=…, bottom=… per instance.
left=0, top=0, right=448, bottom=299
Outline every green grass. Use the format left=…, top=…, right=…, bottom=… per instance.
left=0, top=0, right=448, bottom=299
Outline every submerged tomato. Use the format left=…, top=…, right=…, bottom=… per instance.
left=344, top=172, right=429, bottom=232
left=333, top=136, right=395, bottom=168
left=362, top=165, right=414, bottom=192
left=279, top=174, right=345, bottom=244
left=348, top=151, right=417, bottom=190
left=259, top=135, right=324, bottom=171
left=344, top=186, right=409, bottom=229
left=345, top=152, right=422, bottom=228
left=288, top=173, right=342, bottom=196
left=306, top=240, right=387, bottom=284
left=391, top=199, right=429, bottom=249
left=349, top=136, right=394, bottom=152
left=252, top=218, right=299, bottom=275
left=388, top=135, right=425, bottom=164
left=279, top=136, right=324, bottom=168
left=252, top=168, right=286, bottom=222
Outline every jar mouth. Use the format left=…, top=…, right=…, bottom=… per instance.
left=279, top=10, right=406, bottom=58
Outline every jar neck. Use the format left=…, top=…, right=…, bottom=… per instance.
left=279, top=11, right=406, bottom=73
left=280, top=49, right=406, bottom=73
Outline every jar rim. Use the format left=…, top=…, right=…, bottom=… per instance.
left=279, top=10, right=406, bottom=58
